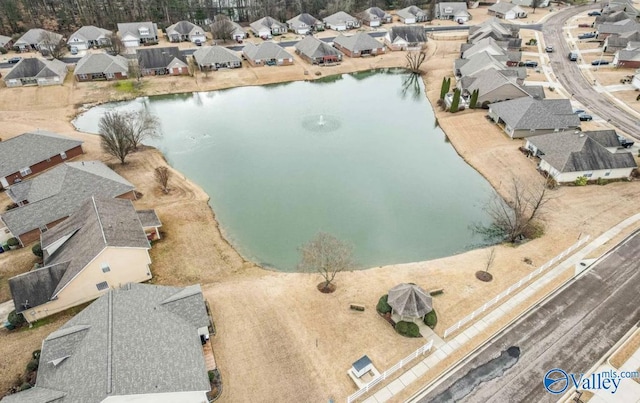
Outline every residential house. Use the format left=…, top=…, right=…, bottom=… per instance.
left=614, top=47, right=640, bottom=67
left=604, top=30, right=640, bottom=53
left=136, top=47, right=188, bottom=76
left=8, top=197, right=161, bottom=323
left=600, top=0, right=639, bottom=20
left=385, top=26, right=427, bottom=51
left=3, top=58, right=68, bottom=87
left=0, top=130, right=83, bottom=191
left=13, top=28, right=62, bottom=52
left=358, top=7, right=392, bottom=27
left=210, top=19, right=247, bottom=42
left=2, top=283, right=212, bottom=403
left=596, top=19, right=640, bottom=41
left=395, top=6, right=430, bottom=24
left=488, top=3, right=527, bottom=20
left=166, top=20, right=206, bottom=43
left=67, top=25, right=112, bottom=50
left=242, top=42, right=293, bottom=66
left=459, top=37, right=522, bottom=66
left=250, top=16, right=287, bottom=38
left=117, top=21, right=159, bottom=48
left=74, top=53, right=129, bottom=81
left=488, top=98, right=581, bottom=138
left=525, top=130, right=637, bottom=183
left=510, top=0, right=550, bottom=7
left=287, top=13, right=324, bottom=34
left=468, top=18, right=522, bottom=49
left=459, top=68, right=544, bottom=108
left=0, top=35, right=14, bottom=50
left=193, top=46, right=242, bottom=70
left=435, top=2, right=471, bottom=22
left=333, top=32, right=385, bottom=57
left=455, top=51, right=523, bottom=78
left=596, top=10, right=634, bottom=25
left=294, top=35, right=342, bottom=64
left=323, top=11, right=360, bottom=31
left=0, top=161, right=136, bottom=245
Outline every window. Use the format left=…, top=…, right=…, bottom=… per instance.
left=19, top=167, right=32, bottom=176
left=96, top=281, right=109, bottom=291
left=585, top=173, right=593, bottom=178
left=605, top=172, right=611, bottom=177
left=101, top=263, right=111, bottom=273
left=60, top=152, right=67, bottom=159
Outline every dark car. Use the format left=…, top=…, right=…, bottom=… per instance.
left=523, top=60, right=538, bottom=68
left=578, top=32, right=597, bottom=39
left=7, top=57, right=22, bottom=64
left=573, top=109, right=585, bottom=115
left=578, top=113, right=593, bottom=121
left=194, top=39, right=202, bottom=46
left=591, top=59, right=610, bottom=65
left=588, top=11, right=601, bottom=16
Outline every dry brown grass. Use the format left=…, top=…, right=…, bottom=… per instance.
left=610, top=330, right=640, bottom=369
left=0, top=247, right=39, bottom=302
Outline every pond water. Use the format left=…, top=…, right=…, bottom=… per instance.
left=73, top=69, right=495, bottom=271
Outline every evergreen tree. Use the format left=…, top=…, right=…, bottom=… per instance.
left=450, top=88, right=461, bottom=113
left=470, top=89, right=479, bottom=109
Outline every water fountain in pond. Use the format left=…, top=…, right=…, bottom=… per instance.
left=301, top=114, right=340, bottom=133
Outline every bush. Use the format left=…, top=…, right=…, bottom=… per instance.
left=424, top=309, right=438, bottom=329
left=26, top=359, right=39, bottom=372
left=32, top=350, right=41, bottom=360
left=32, top=243, right=43, bottom=258
left=395, top=321, right=421, bottom=338
left=19, top=383, right=31, bottom=391
left=7, top=237, right=19, bottom=247
left=574, top=176, right=588, bottom=186
left=376, top=295, right=392, bottom=314
left=7, top=309, right=26, bottom=328
left=596, top=177, right=608, bottom=186
left=0, top=47, right=7, bottom=55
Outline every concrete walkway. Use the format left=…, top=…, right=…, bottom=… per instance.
left=590, top=336, right=640, bottom=403
left=361, top=214, right=640, bottom=403
left=0, top=300, right=14, bottom=323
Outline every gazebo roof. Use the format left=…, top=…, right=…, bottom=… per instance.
left=387, top=283, right=432, bottom=318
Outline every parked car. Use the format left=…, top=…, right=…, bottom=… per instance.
left=194, top=39, right=202, bottom=46
left=578, top=23, right=592, bottom=28
left=578, top=113, right=593, bottom=121
left=568, top=51, right=579, bottom=61
left=618, top=136, right=634, bottom=148
left=265, top=60, right=277, bottom=66
left=545, top=45, right=554, bottom=53
left=578, top=32, right=597, bottom=39
left=69, top=46, right=78, bottom=55
left=591, top=59, right=610, bottom=65
left=523, top=60, right=539, bottom=68
left=573, top=109, right=585, bottom=115
left=7, top=57, right=22, bottom=64
left=588, top=11, right=601, bottom=16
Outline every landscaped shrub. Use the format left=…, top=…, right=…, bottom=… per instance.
left=32, top=243, right=43, bottom=258
left=376, top=294, right=392, bottom=314
left=424, top=309, right=438, bottom=329
left=7, top=237, right=19, bottom=247
left=19, top=383, right=31, bottom=391
left=0, top=47, right=7, bottom=55
left=7, top=309, right=26, bottom=328
left=596, top=177, right=608, bottom=186
left=395, top=321, right=421, bottom=338
left=26, top=359, right=39, bottom=372
left=32, top=350, right=41, bottom=360
left=574, top=176, right=588, bottom=186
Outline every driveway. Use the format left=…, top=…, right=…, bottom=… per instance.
left=412, top=230, right=640, bottom=403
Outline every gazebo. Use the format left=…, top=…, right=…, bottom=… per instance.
left=387, top=283, right=432, bottom=322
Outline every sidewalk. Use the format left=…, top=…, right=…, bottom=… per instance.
left=0, top=300, right=15, bottom=323
left=361, top=213, right=640, bottom=403
left=590, top=333, right=640, bottom=403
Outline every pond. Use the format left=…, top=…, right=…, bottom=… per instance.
left=73, top=69, right=495, bottom=271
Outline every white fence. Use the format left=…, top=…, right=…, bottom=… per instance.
left=442, top=236, right=590, bottom=339
left=346, top=340, right=434, bottom=403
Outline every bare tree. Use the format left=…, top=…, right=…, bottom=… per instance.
left=531, top=0, right=543, bottom=14
left=105, top=32, right=124, bottom=55
left=211, top=18, right=237, bottom=43
left=484, top=248, right=496, bottom=273
left=128, top=60, right=141, bottom=81
left=406, top=50, right=427, bottom=74
left=187, top=55, right=198, bottom=82
left=298, top=232, right=355, bottom=293
left=128, top=109, right=161, bottom=150
left=154, top=166, right=171, bottom=193
left=39, top=31, right=65, bottom=59
left=474, top=178, right=551, bottom=243
left=98, top=111, right=135, bottom=164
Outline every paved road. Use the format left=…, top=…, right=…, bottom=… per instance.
left=543, top=4, right=640, bottom=140
left=412, top=230, right=640, bottom=403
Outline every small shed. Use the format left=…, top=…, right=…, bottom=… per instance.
left=351, top=355, right=373, bottom=378
left=387, top=283, right=433, bottom=321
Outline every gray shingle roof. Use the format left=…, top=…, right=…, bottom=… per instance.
left=437, top=2, right=469, bottom=17
left=136, top=209, right=162, bottom=228
left=6, top=283, right=210, bottom=402
left=4, top=58, right=67, bottom=81
left=465, top=68, right=531, bottom=98
left=388, top=283, right=433, bottom=318
left=166, top=20, right=204, bottom=37
left=136, top=46, right=186, bottom=69
left=388, top=26, right=427, bottom=43
left=488, top=2, right=524, bottom=14
left=243, top=42, right=292, bottom=61
left=14, top=28, right=62, bottom=47
left=74, top=53, right=128, bottom=75
left=323, top=11, right=359, bottom=25
left=618, top=49, right=640, bottom=61
left=0, top=131, right=83, bottom=179
left=210, top=20, right=245, bottom=38
left=458, top=51, right=508, bottom=76
left=461, top=37, right=507, bottom=58
left=333, top=32, right=382, bottom=52
left=489, top=98, right=580, bottom=131
left=287, top=13, right=321, bottom=30
left=67, top=26, right=111, bottom=44
left=0, top=386, right=66, bottom=403
left=9, top=197, right=153, bottom=313
left=294, top=36, right=342, bottom=60
left=0, top=35, right=13, bottom=47
left=598, top=19, right=640, bottom=35
left=1, top=161, right=135, bottom=237
left=359, top=7, right=391, bottom=22
left=193, top=46, right=241, bottom=65
left=117, top=21, right=158, bottom=40
left=250, top=16, right=287, bottom=33
left=528, top=130, right=637, bottom=172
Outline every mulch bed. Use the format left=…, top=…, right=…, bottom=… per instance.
left=475, top=271, right=494, bottom=282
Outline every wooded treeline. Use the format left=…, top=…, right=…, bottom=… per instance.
left=0, top=0, right=435, bottom=36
